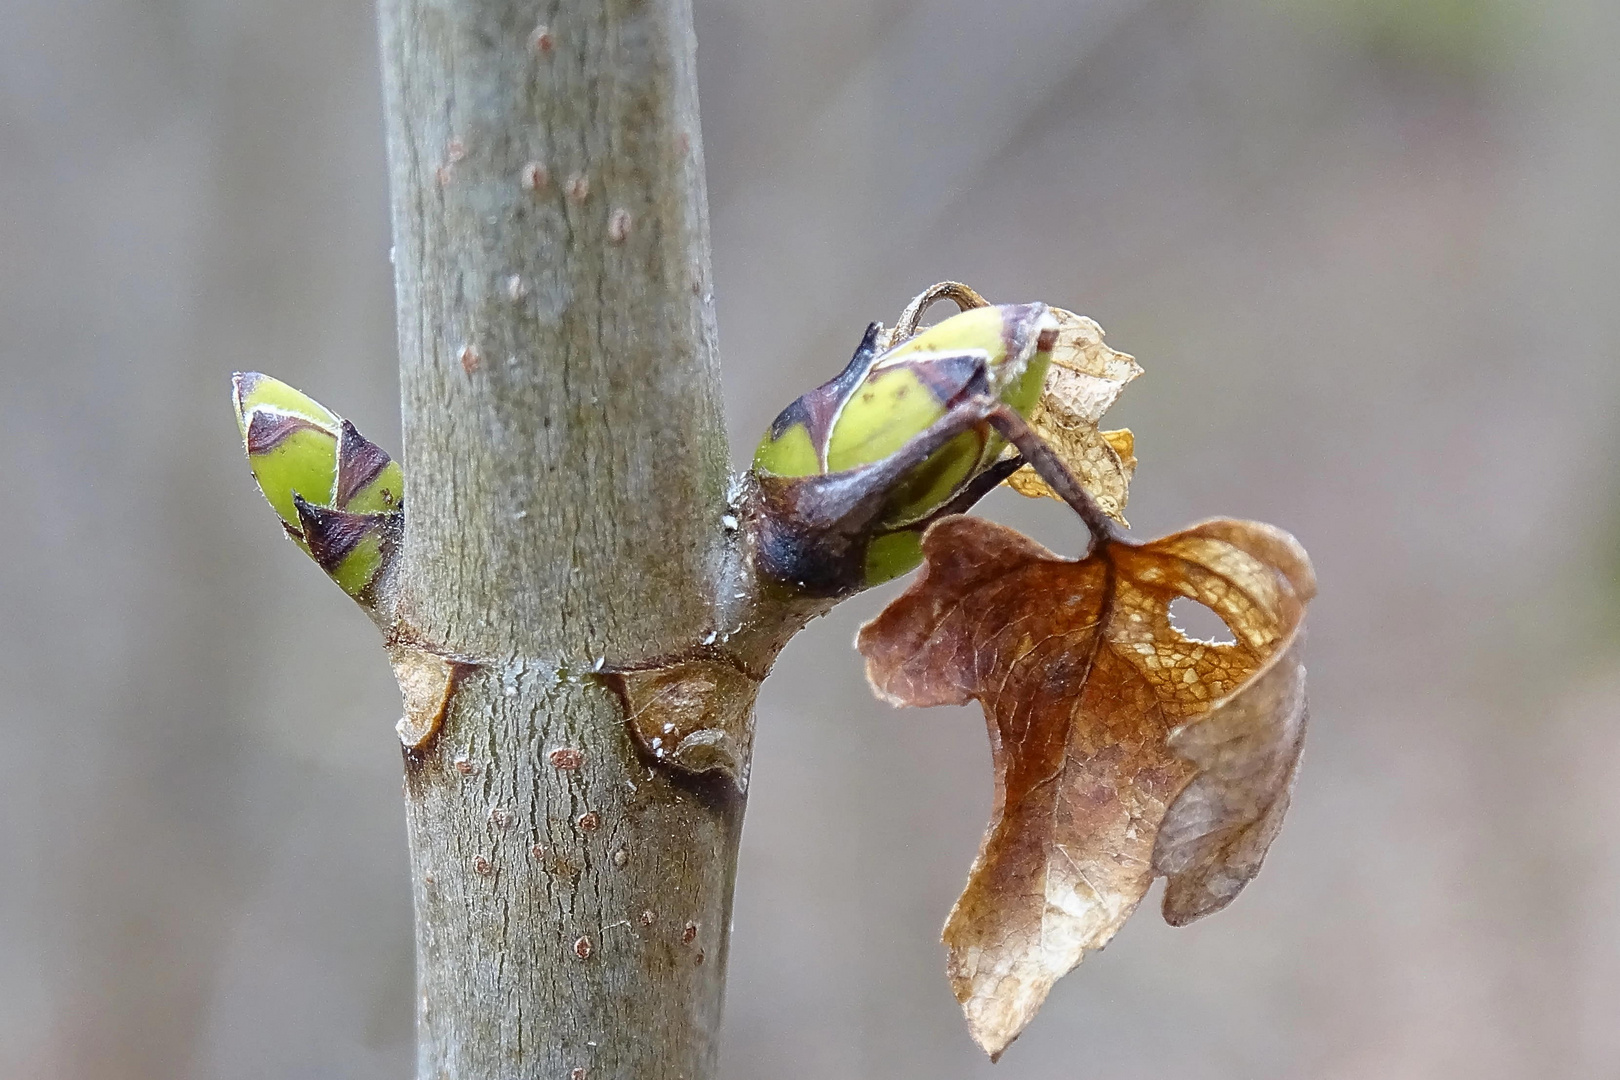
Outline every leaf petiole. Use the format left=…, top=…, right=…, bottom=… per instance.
left=980, top=401, right=1134, bottom=553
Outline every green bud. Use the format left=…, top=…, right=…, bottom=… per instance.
left=861, top=528, right=926, bottom=587
left=232, top=372, right=403, bottom=601
left=751, top=302, right=1055, bottom=592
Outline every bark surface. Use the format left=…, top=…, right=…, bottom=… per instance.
left=377, top=0, right=740, bottom=1075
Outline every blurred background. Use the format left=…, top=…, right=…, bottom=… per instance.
left=3, top=0, right=1617, bottom=1076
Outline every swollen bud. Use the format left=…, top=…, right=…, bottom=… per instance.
left=750, top=292, right=1057, bottom=594
left=232, top=373, right=402, bottom=602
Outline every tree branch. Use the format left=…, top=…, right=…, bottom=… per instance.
left=377, top=0, right=743, bottom=1074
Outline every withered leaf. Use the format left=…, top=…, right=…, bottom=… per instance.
left=1003, top=309, right=1141, bottom=524
left=857, top=514, right=1313, bottom=1059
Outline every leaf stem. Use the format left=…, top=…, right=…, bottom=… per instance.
left=985, top=403, right=1132, bottom=551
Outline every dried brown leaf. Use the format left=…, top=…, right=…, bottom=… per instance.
left=1003, top=309, right=1142, bottom=523
left=857, top=514, right=1313, bottom=1059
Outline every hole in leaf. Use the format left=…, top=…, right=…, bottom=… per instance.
left=1168, top=596, right=1235, bottom=645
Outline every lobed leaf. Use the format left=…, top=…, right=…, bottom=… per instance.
left=857, top=514, right=1313, bottom=1059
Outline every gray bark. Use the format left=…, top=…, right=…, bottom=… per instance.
left=377, top=0, right=754, bottom=1075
